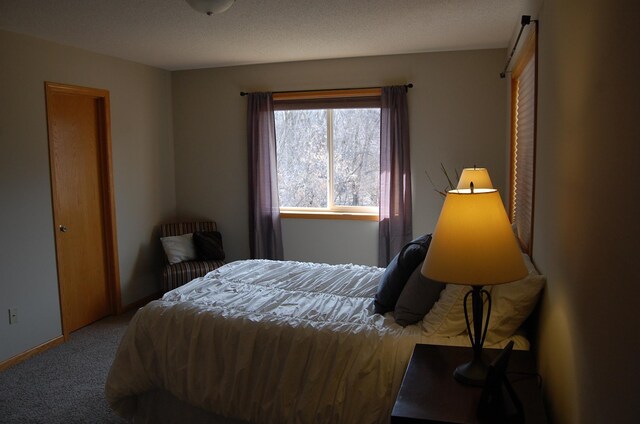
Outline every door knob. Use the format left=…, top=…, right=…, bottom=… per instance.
left=59, top=225, right=68, bottom=233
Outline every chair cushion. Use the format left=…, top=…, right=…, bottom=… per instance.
left=160, top=233, right=197, bottom=265
left=193, top=231, right=225, bottom=260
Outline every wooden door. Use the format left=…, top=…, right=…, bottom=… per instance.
left=45, top=82, right=120, bottom=337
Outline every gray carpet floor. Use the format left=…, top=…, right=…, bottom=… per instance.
left=0, top=311, right=135, bottom=423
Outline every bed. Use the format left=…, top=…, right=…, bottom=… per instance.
left=106, top=259, right=535, bottom=424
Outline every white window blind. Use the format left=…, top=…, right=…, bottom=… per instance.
left=510, top=28, right=537, bottom=254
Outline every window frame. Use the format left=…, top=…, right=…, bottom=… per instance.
left=273, top=88, right=382, bottom=221
left=509, top=26, right=538, bottom=255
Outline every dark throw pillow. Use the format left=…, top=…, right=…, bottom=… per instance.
left=373, top=234, right=432, bottom=314
left=394, top=260, right=445, bottom=327
left=193, top=231, right=225, bottom=260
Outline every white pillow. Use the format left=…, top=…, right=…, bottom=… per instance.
left=422, top=253, right=543, bottom=338
left=161, top=233, right=197, bottom=265
left=422, top=283, right=482, bottom=336
left=485, top=273, right=546, bottom=343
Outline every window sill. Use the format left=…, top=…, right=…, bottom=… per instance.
left=280, top=211, right=379, bottom=222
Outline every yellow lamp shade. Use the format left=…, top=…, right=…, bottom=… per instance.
left=457, top=167, right=493, bottom=190
left=421, top=189, right=526, bottom=285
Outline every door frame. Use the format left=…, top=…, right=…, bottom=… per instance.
left=44, top=81, right=122, bottom=340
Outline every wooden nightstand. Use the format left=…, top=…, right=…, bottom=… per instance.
left=391, top=344, right=547, bottom=423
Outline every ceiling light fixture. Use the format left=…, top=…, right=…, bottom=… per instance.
left=186, top=0, right=236, bottom=16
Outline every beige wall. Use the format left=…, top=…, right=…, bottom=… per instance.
left=172, top=49, right=508, bottom=263
left=534, top=0, right=640, bottom=422
left=0, top=30, right=176, bottom=363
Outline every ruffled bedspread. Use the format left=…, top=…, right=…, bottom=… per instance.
left=105, top=260, right=524, bottom=423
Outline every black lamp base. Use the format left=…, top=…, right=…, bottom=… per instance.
left=453, top=356, right=489, bottom=386
left=455, top=285, right=492, bottom=386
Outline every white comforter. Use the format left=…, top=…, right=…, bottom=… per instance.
left=106, top=260, right=526, bottom=424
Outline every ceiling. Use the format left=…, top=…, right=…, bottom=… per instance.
left=0, top=0, right=540, bottom=71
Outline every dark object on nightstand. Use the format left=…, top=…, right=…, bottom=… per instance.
left=390, top=344, right=547, bottom=423
left=477, top=341, right=524, bottom=423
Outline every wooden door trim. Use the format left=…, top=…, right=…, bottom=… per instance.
left=44, top=81, right=122, bottom=340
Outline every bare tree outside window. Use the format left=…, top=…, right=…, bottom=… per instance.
left=275, top=108, right=380, bottom=212
left=333, top=109, right=380, bottom=207
left=275, top=110, right=328, bottom=208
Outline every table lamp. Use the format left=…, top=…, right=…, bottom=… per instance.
left=421, top=185, right=526, bottom=386
left=457, top=167, right=493, bottom=189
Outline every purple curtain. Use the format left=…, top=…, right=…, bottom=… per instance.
left=378, top=86, right=412, bottom=266
left=247, top=92, right=284, bottom=260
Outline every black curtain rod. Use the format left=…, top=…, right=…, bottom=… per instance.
left=240, top=83, right=413, bottom=96
left=500, top=15, right=536, bottom=78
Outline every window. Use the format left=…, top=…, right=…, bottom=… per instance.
left=273, top=89, right=381, bottom=219
left=509, top=26, right=537, bottom=254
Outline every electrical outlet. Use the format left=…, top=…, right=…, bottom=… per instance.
left=8, top=308, right=18, bottom=324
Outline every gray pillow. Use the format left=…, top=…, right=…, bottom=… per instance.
left=394, top=260, right=445, bottom=327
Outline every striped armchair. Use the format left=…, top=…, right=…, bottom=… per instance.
left=160, top=221, right=226, bottom=292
